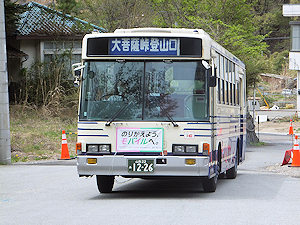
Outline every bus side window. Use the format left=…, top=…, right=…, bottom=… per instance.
left=217, top=78, right=221, bottom=103
left=221, top=79, right=225, bottom=104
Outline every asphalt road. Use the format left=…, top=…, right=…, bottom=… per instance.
left=1, top=134, right=300, bottom=225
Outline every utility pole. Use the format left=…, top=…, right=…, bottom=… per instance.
left=0, top=0, right=11, bottom=164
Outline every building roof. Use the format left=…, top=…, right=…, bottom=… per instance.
left=16, top=2, right=106, bottom=39
left=7, top=45, right=28, bottom=59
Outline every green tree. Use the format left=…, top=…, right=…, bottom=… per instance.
left=264, top=50, right=291, bottom=75
left=81, top=0, right=155, bottom=32
left=56, top=0, right=79, bottom=15
left=150, top=0, right=269, bottom=88
left=249, top=0, right=290, bottom=54
left=4, top=0, right=26, bottom=36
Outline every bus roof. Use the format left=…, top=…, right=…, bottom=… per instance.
left=114, top=28, right=209, bottom=35
left=82, top=28, right=245, bottom=68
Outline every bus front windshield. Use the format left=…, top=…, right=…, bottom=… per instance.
left=79, top=60, right=209, bottom=122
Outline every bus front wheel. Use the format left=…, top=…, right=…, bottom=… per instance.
left=96, top=175, right=115, bottom=193
left=202, top=175, right=217, bottom=192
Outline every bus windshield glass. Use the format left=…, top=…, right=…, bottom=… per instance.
left=79, top=60, right=209, bottom=121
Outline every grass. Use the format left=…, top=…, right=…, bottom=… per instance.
left=10, top=105, right=78, bottom=163
left=276, top=115, right=300, bottom=123
left=250, top=141, right=266, bottom=147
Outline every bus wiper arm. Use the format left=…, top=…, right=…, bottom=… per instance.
left=153, top=95, right=178, bottom=127
left=105, top=94, right=136, bottom=126
left=163, top=109, right=179, bottom=127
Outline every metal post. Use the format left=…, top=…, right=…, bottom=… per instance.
left=253, top=85, right=256, bottom=124
left=0, top=0, right=11, bottom=164
left=257, top=115, right=259, bottom=140
left=285, top=92, right=286, bottom=106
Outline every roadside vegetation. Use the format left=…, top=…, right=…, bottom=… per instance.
left=10, top=105, right=78, bottom=163
left=8, top=47, right=80, bottom=163
left=276, top=115, right=300, bottom=123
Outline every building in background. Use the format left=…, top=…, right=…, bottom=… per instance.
left=7, top=1, right=106, bottom=102
left=283, top=4, right=300, bottom=114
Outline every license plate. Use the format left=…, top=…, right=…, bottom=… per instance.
left=128, top=159, right=154, bottom=172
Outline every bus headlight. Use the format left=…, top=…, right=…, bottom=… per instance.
left=186, top=146, right=197, bottom=153
left=174, top=145, right=185, bottom=153
left=87, top=145, right=99, bottom=153
left=86, top=144, right=111, bottom=153
left=99, top=144, right=111, bottom=153
left=172, top=144, right=198, bottom=155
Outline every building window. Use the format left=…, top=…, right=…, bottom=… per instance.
left=290, top=21, right=300, bottom=51
left=44, top=41, right=82, bottom=50
left=43, top=41, right=82, bottom=78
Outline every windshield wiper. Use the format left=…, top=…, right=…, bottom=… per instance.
left=152, top=94, right=178, bottom=127
left=105, top=94, right=136, bottom=126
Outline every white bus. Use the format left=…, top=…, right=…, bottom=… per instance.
left=73, top=28, right=246, bottom=193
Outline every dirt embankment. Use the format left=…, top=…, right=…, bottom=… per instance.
left=255, top=120, right=300, bottom=135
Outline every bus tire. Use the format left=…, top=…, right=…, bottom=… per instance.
left=202, top=175, right=217, bottom=192
left=96, top=175, right=115, bottom=193
left=226, top=162, right=237, bottom=179
left=226, top=143, right=238, bottom=179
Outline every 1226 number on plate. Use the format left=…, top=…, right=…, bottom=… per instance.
left=128, top=159, right=154, bottom=172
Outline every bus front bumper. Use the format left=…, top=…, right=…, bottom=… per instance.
left=77, top=155, right=210, bottom=177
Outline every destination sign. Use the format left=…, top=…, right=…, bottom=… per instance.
left=86, top=37, right=202, bottom=57
left=109, top=38, right=179, bottom=56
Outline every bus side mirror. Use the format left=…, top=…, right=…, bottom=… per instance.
left=208, top=76, right=216, bottom=87
left=74, top=69, right=81, bottom=77
left=73, top=77, right=80, bottom=87
left=208, top=68, right=217, bottom=87
left=72, top=63, right=85, bottom=88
